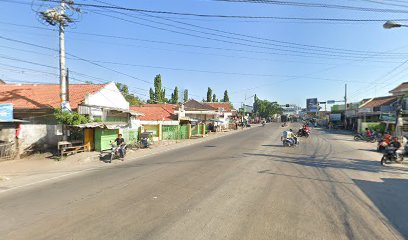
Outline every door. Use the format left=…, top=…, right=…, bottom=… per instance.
left=84, top=128, right=94, bottom=151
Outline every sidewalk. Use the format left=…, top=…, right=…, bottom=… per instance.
left=0, top=125, right=258, bottom=193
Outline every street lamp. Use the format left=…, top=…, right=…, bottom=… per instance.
left=383, top=21, right=407, bottom=138
left=383, top=21, right=408, bottom=29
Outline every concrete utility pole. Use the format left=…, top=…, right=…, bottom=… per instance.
left=39, top=0, right=79, bottom=111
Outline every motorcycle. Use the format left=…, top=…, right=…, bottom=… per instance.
left=282, top=137, right=297, bottom=147
left=354, top=133, right=376, bottom=143
left=377, top=140, right=388, bottom=152
left=109, top=143, right=127, bottom=163
left=281, top=122, right=287, bottom=127
left=297, top=129, right=310, bottom=138
left=262, top=122, right=266, bottom=127
left=381, top=147, right=404, bottom=165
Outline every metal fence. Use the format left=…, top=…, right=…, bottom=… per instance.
left=0, top=142, right=16, bottom=161
left=162, top=125, right=189, bottom=140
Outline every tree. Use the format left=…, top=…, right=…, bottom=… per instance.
left=183, top=89, right=188, bottom=103
left=153, top=74, right=166, bottom=103
left=212, top=94, right=217, bottom=102
left=54, top=108, right=90, bottom=125
left=149, top=88, right=155, bottom=103
left=252, top=98, right=282, bottom=118
left=171, top=87, right=179, bottom=104
left=116, top=82, right=142, bottom=106
left=222, top=90, right=230, bottom=102
left=206, top=87, right=212, bottom=102
left=253, top=94, right=259, bottom=115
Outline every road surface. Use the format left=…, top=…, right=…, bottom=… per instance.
left=1, top=123, right=407, bottom=240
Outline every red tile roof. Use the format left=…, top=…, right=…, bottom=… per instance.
left=390, top=82, right=408, bottom=95
left=0, top=84, right=105, bottom=109
left=360, top=96, right=397, bottom=109
left=130, top=106, right=177, bottom=121
left=203, top=102, right=234, bottom=112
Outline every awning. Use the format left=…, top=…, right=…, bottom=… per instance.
left=208, top=119, right=223, bottom=123
left=0, top=119, right=29, bottom=123
left=73, top=122, right=128, bottom=129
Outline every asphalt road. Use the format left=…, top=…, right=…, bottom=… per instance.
left=1, top=123, right=407, bottom=240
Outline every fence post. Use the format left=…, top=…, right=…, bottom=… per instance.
left=158, top=123, right=162, bottom=141
left=202, top=123, right=205, bottom=137
left=188, top=124, right=192, bottom=139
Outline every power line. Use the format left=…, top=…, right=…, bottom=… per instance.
left=90, top=10, right=408, bottom=61
left=213, top=0, right=408, bottom=14
left=0, top=35, right=203, bottom=99
left=40, top=0, right=408, bottom=18
left=88, top=1, right=408, bottom=58
left=2, top=20, right=407, bottom=63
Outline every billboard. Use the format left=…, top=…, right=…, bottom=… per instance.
left=306, top=98, right=319, bottom=112
left=0, top=104, right=13, bottom=122
left=330, top=113, right=342, bottom=121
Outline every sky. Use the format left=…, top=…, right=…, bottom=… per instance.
left=1, top=0, right=408, bottom=108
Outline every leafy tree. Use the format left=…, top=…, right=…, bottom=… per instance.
left=149, top=88, right=155, bottom=103
left=170, top=87, right=179, bottom=104
left=253, top=94, right=259, bottom=115
left=153, top=74, right=166, bottom=103
left=212, top=94, right=217, bottom=102
left=54, top=109, right=90, bottom=125
left=206, top=87, right=212, bottom=102
left=183, top=89, right=188, bottom=103
left=252, top=98, right=282, bottom=118
left=223, top=90, right=230, bottom=102
left=116, top=82, right=142, bottom=106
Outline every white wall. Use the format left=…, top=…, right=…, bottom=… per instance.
left=85, top=82, right=129, bottom=110
left=19, top=124, right=61, bottom=151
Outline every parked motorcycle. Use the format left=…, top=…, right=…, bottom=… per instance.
left=381, top=147, right=404, bottom=165
left=354, top=133, right=376, bottom=143
left=109, top=143, right=127, bottom=163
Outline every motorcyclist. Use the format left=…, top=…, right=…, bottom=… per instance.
left=365, top=128, right=373, bottom=137
left=287, top=129, right=298, bottom=145
left=114, top=133, right=126, bottom=159
left=390, top=137, right=403, bottom=159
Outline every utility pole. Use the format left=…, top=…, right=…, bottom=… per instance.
left=394, top=96, right=404, bottom=139
left=344, top=84, right=348, bottom=129
left=59, top=0, right=67, bottom=107
left=39, top=0, right=79, bottom=111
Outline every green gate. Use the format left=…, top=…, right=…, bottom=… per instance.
left=162, top=125, right=179, bottom=140
left=122, top=128, right=139, bottom=145
left=95, top=129, right=118, bottom=152
left=179, top=125, right=189, bottom=139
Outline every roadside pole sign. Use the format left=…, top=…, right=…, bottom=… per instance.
left=327, top=100, right=335, bottom=104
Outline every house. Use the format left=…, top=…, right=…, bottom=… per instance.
left=130, top=104, right=180, bottom=141
left=178, top=99, right=219, bottom=122
left=356, top=96, right=398, bottom=132
left=202, top=102, right=236, bottom=129
left=0, top=82, right=141, bottom=154
left=389, top=82, right=408, bottom=96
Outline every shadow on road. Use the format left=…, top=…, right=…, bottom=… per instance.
left=354, top=178, right=408, bottom=238
left=258, top=169, right=354, bottom=185
left=244, top=152, right=408, bottom=174
left=261, top=144, right=283, bottom=147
